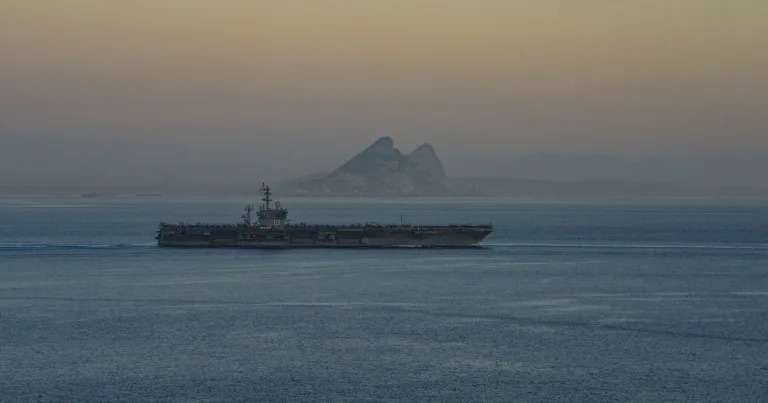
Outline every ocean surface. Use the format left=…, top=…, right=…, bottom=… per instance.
left=1, top=197, right=767, bottom=402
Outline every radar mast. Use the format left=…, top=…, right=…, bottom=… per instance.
left=261, top=182, right=272, bottom=210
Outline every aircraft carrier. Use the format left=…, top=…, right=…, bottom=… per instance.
left=156, top=184, right=492, bottom=248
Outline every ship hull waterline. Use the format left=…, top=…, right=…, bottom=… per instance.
left=155, top=183, right=492, bottom=249
left=157, top=226, right=492, bottom=249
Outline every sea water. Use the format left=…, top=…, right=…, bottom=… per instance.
left=1, top=197, right=767, bottom=401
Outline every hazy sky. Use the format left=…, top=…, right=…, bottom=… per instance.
left=1, top=1, right=767, bottom=185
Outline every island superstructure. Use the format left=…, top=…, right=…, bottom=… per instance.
left=156, top=184, right=492, bottom=248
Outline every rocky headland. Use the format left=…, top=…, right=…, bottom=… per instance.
left=275, top=137, right=453, bottom=196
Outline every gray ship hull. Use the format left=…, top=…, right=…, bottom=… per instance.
left=157, top=225, right=491, bottom=248
left=156, top=183, right=492, bottom=248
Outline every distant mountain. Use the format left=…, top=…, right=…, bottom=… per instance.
left=272, top=139, right=768, bottom=200
left=275, top=137, right=452, bottom=196
left=406, top=143, right=446, bottom=182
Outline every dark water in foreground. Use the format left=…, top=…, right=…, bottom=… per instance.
left=1, top=197, right=767, bottom=401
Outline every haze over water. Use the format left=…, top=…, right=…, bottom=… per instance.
left=1, top=1, right=767, bottom=187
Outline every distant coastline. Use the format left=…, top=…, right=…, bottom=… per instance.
left=3, top=138, right=767, bottom=201
left=2, top=180, right=767, bottom=202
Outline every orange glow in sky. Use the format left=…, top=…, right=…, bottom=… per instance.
left=1, top=0, right=767, bottom=158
